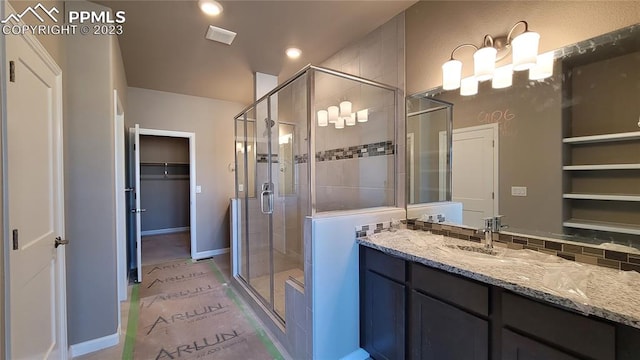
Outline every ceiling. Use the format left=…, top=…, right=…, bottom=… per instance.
left=96, top=1, right=416, bottom=105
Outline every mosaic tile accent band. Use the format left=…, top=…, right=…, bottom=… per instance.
left=256, top=140, right=395, bottom=164
left=355, top=219, right=640, bottom=273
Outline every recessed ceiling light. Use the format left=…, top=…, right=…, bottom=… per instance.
left=199, top=0, right=223, bottom=16
left=286, top=47, right=302, bottom=59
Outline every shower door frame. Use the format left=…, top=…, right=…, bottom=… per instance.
left=233, top=65, right=400, bottom=326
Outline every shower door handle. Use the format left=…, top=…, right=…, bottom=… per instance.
left=260, top=190, right=274, bottom=215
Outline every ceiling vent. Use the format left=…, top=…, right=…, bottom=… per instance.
left=205, top=25, right=236, bottom=45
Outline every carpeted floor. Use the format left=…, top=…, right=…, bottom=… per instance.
left=124, top=258, right=284, bottom=360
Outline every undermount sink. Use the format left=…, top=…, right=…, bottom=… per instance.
left=445, top=244, right=498, bottom=256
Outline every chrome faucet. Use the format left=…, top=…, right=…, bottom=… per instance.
left=479, top=215, right=505, bottom=249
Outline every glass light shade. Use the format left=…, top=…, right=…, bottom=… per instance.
left=442, top=59, right=462, bottom=90
left=512, top=31, right=540, bottom=71
left=473, top=47, right=497, bottom=81
left=460, top=77, right=478, bottom=96
left=339, top=101, right=352, bottom=117
left=529, top=51, right=554, bottom=80
left=317, top=110, right=328, bottom=127
left=346, top=113, right=356, bottom=126
left=328, top=106, right=339, bottom=123
left=357, top=109, right=368, bottom=123
left=492, top=65, right=513, bottom=89
left=335, top=116, right=345, bottom=129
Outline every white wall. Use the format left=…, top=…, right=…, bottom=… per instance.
left=127, top=87, right=245, bottom=252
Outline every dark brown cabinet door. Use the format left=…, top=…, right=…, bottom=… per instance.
left=410, top=291, right=488, bottom=360
left=362, top=270, right=405, bottom=360
left=502, top=329, right=580, bottom=360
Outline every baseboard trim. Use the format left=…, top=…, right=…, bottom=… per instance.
left=141, top=227, right=190, bottom=236
left=69, top=332, right=119, bottom=358
left=193, top=247, right=230, bottom=260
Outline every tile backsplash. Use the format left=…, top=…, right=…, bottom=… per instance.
left=355, top=219, right=640, bottom=273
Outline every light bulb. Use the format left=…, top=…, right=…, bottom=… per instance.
left=474, top=47, right=497, bottom=81
left=317, top=110, right=328, bottom=127
left=492, top=65, right=513, bottom=89
left=460, top=77, right=478, bottom=96
left=346, top=113, right=356, bottom=126
left=442, top=59, right=462, bottom=90
left=357, top=109, right=368, bottom=123
left=328, top=106, right=339, bottom=124
left=512, top=31, right=540, bottom=71
left=339, top=101, right=352, bottom=117
left=335, top=117, right=345, bottom=129
left=198, top=0, right=223, bottom=15
left=529, top=51, right=554, bottom=80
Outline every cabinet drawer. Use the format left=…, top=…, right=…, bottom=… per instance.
left=362, top=246, right=405, bottom=282
left=411, top=263, right=489, bottom=316
left=502, top=292, right=615, bottom=360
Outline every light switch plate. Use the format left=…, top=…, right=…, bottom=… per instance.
left=196, top=185, right=202, bottom=194
left=511, top=186, right=527, bottom=197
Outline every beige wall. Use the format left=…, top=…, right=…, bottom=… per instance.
left=64, top=0, right=128, bottom=346
left=406, top=1, right=640, bottom=94
left=127, top=87, right=245, bottom=252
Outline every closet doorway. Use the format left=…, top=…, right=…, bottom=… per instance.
left=130, top=126, right=197, bottom=282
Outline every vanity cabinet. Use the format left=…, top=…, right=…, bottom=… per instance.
left=360, top=246, right=406, bottom=360
left=359, top=245, right=640, bottom=360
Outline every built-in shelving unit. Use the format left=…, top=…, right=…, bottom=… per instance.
left=562, top=193, right=640, bottom=202
left=562, top=131, right=640, bottom=144
left=563, top=164, right=640, bottom=171
left=563, top=219, right=640, bottom=236
left=140, top=162, right=190, bottom=180
left=562, top=129, right=640, bottom=235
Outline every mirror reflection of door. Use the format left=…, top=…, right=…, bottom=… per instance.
left=450, top=124, right=498, bottom=228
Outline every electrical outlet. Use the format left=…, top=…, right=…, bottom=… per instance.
left=511, top=186, right=527, bottom=197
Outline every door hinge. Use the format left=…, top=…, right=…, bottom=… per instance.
left=133, top=144, right=136, bottom=151
left=492, top=140, right=495, bottom=148
left=492, top=192, right=495, bottom=199
left=12, top=229, right=18, bottom=250
left=9, top=61, right=15, bottom=82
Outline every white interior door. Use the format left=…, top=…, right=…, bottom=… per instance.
left=114, top=91, right=127, bottom=302
left=134, top=124, right=143, bottom=282
left=6, top=24, right=67, bottom=359
left=452, top=125, right=497, bottom=228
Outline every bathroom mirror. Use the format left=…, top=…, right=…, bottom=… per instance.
left=408, top=24, right=640, bottom=249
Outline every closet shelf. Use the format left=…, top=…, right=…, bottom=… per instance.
left=563, top=193, right=640, bottom=202
left=140, top=175, right=190, bottom=180
left=562, top=131, right=640, bottom=144
left=562, top=164, right=640, bottom=171
left=563, top=219, right=640, bottom=236
left=140, top=162, right=189, bottom=166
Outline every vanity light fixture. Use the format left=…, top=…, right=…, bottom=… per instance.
left=442, top=20, right=551, bottom=95
left=198, top=0, right=223, bottom=16
left=319, top=104, right=368, bottom=129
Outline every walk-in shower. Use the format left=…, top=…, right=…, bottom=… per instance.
left=233, top=65, right=398, bottom=327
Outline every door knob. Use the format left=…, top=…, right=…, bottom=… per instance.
left=55, top=237, right=69, bottom=248
left=130, top=209, right=147, bottom=213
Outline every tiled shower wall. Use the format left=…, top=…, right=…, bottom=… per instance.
left=314, top=12, right=406, bottom=211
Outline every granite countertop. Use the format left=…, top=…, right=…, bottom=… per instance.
left=357, top=229, right=640, bottom=329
